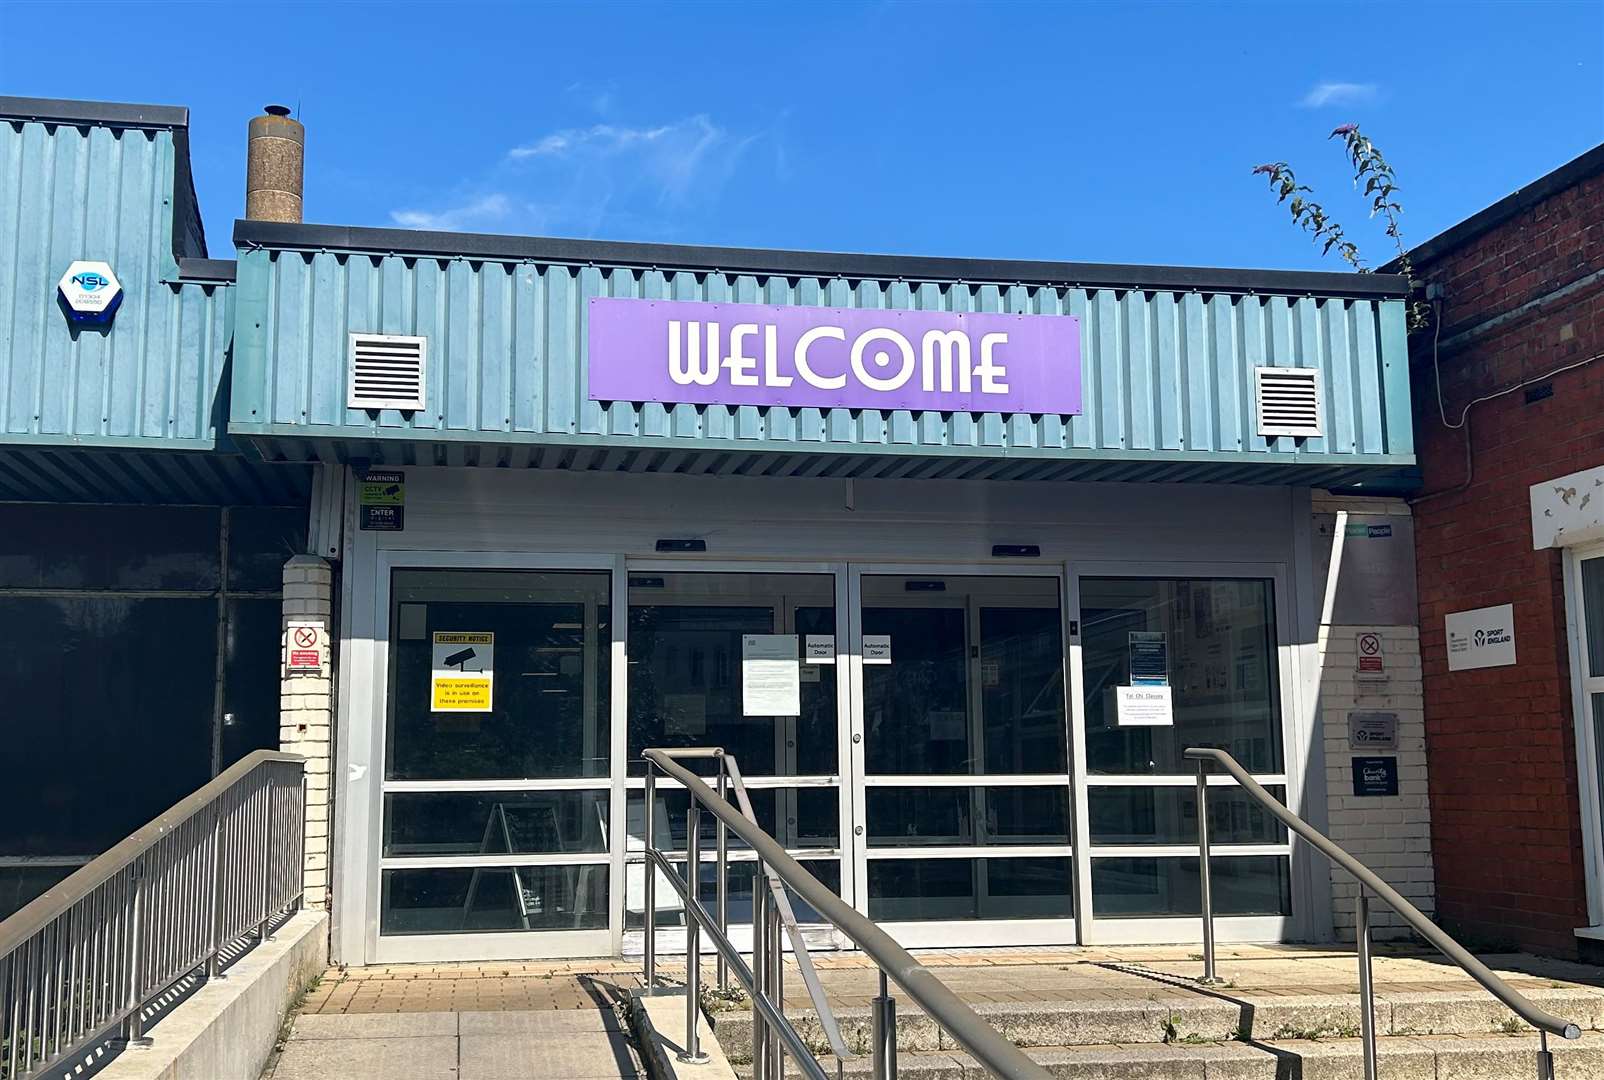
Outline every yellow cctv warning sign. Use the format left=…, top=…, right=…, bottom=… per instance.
left=431, top=631, right=494, bottom=713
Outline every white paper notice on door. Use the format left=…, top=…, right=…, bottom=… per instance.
left=742, top=634, right=800, bottom=716
left=863, top=634, right=892, bottom=665
left=1116, top=685, right=1173, bottom=727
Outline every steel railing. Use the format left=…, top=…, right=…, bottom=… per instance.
left=1186, top=746, right=1581, bottom=1080
left=642, top=747, right=1051, bottom=1080
left=0, top=750, right=306, bottom=1080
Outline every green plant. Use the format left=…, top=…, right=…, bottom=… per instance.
left=1272, top=1022, right=1360, bottom=1042
left=700, top=983, right=750, bottom=1014
left=1252, top=124, right=1431, bottom=332
left=1495, top=1017, right=1524, bottom=1034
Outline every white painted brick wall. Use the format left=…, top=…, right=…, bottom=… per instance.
left=1313, top=494, right=1435, bottom=942
left=280, top=554, right=335, bottom=911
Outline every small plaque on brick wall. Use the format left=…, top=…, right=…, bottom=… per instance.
left=1348, top=711, right=1398, bottom=750
left=1352, top=756, right=1399, bottom=797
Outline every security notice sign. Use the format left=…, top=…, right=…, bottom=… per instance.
left=359, top=470, right=405, bottom=531
left=431, top=632, right=494, bottom=712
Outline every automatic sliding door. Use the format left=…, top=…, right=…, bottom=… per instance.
left=858, top=574, right=1074, bottom=945
left=625, top=572, right=845, bottom=948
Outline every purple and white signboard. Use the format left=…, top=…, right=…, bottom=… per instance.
left=587, top=298, right=1081, bottom=415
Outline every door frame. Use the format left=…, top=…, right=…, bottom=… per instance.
left=1071, top=558, right=1300, bottom=946
left=359, top=549, right=622, bottom=964
left=619, top=558, right=855, bottom=954
left=848, top=562, right=1079, bottom=948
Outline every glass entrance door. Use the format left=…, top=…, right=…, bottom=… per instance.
left=624, top=570, right=847, bottom=951
left=852, top=573, right=1076, bottom=946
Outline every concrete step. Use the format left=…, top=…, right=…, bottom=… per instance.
left=734, top=1033, right=1604, bottom=1079
left=708, top=987, right=1604, bottom=1062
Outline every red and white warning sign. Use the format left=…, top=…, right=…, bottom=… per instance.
left=286, top=621, right=328, bottom=676
left=1355, top=631, right=1386, bottom=680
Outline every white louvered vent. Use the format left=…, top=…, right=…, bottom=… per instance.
left=348, top=333, right=427, bottom=411
left=1254, top=366, right=1323, bottom=438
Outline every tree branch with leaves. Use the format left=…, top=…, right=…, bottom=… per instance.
left=1254, top=123, right=1431, bottom=331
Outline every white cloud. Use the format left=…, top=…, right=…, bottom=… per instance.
left=1300, top=81, right=1379, bottom=108
left=389, top=194, right=514, bottom=232
left=390, top=111, right=767, bottom=237
left=506, top=116, right=740, bottom=203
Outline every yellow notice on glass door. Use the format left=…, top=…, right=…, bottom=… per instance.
left=431, top=631, right=494, bottom=712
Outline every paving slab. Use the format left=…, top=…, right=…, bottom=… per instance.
left=269, top=1035, right=460, bottom=1080
left=458, top=1008, right=624, bottom=1034
left=288, top=1010, right=459, bottom=1040
left=459, top=1031, right=643, bottom=1080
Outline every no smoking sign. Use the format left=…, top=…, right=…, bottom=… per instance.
left=1355, top=631, right=1387, bottom=681
left=286, top=621, right=329, bottom=676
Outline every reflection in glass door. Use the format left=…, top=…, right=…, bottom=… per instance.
left=625, top=571, right=846, bottom=949
left=1078, top=576, right=1292, bottom=940
left=379, top=570, right=612, bottom=944
left=855, top=573, right=1075, bottom=945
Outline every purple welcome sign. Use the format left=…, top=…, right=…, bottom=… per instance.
left=587, top=298, right=1081, bottom=415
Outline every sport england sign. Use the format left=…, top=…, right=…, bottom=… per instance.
left=587, top=298, right=1082, bottom=415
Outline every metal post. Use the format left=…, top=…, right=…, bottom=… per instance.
left=679, top=804, right=709, bottom=1065
left=298, top=771, right=309, bottom=910
left=644, top=766, right=657, bottom=990
left=716, top=759, right=729, bottom=993
left=752, top=880, right=769, bottom=1080
left=1537, top=1029, right=1555, bottom=1080
left=118, top=863, right=152, bottom=1048
left=205, top=808, right=225, bottom=980
left=767, top=883, right=783, bottom=1080
left=872, top=971, right=898, bottom=1080
left=1356, top=886, right=1377, bottom=1080
left=1196, top=759, right=1219, bottom=985
left=256, top=783, right=274, bottom=942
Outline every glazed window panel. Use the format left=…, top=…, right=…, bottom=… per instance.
left=1080, top=578, right=1283, bottom=776
left=381, top=865, right=608, bottom=934
left=385, top=570, right=612, bottom=781
left=1090, top=855, right=1291, bottom=918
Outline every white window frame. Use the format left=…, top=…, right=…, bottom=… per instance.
left=1071, top=560, right=1302, bottom=946
left=1564, top=542, right=1604, bottom=936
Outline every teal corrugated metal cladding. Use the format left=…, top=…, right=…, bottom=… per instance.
left=0, top=112, right=231, bottom=449
left=230, top=245, right=1413, bottom=476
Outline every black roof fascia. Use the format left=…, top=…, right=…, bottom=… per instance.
left=1388, top=142, right=1604, bottom=271
left=0, top=95, right=189, bottom=129
left=1, top=95, right=209, bottom=261
left=178, top=257, right=237, bottom=283
left=235, top=219, right=1411, bottom=300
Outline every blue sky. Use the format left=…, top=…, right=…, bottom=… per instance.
left=2, top=1, right=1599, bottom=271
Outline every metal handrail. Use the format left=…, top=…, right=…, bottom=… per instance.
left=643, top=747, right=1052, bottom=1080
left=1185, top=747, right=1579, bottom=1080
left=0, top=750, right=307, bottom=1080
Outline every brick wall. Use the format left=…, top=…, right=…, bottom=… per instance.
left=280, top=555, right=336, bottom=911
left=1313, top=495, right=1434, bottom=941
left=1410, top=161, right=1604, bottom=955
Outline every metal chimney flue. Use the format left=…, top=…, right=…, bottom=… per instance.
left=246, top=104, right=304, bottom=223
